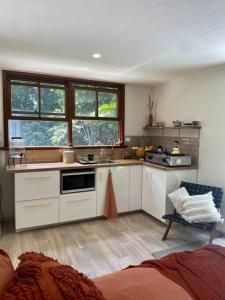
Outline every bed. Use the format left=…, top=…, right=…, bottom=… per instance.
left=1, top=245, right=225, bottom=300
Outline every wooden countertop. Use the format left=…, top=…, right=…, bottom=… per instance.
left=142, top=161, right=198, bottom=171
left=6, top=159, right=198, bottom=173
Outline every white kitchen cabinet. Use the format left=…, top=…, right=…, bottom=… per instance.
left=15, top=170, right=60, bottom=231
left=111, top=166, right=130, bottom=213
left=129, top=165, right=142, bottom=211
left=15, top=171, right=60, bottom=201
left=142, top=167, right=151, bottom=213
left=148, top=167, right=167, bottom=221
left=16, top=197, right=59, bottom=230
left=96, top=166, right=131, bottom=216
left=96, top=167, right=109, bottom=216
left=142, top=166, right=197, bottom=222
left=60, top=191, right=96, bottom=222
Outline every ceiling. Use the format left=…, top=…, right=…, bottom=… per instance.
left=1, top=0, right=225, bottom=84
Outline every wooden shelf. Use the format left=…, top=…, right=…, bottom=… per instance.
left=143, top=125, right=201, bottom=130
left=143, top=125, right=201, bottom=138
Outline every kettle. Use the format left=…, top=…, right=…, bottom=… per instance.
left=171, top=140, right=181, bottom=155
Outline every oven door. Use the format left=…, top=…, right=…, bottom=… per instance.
left=61, top=169, right=95, bottom=194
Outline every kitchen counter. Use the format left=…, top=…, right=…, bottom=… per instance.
left=143, top=161, right=198, bottom=171
left=6, top=159, right=198, bottom=173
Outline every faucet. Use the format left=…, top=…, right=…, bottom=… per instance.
left=108, top=138, right=115, bottom=160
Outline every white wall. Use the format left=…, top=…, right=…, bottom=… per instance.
left=125, top=84, right=152, bottom=136
left=0, top=70, right=151, bottom=218
left=152, top=68, right=225, bottom=230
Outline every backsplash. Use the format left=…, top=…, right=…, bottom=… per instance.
left=5, top=147, right=125, bottom=164
left=150, top=136, right=199, bottom=166
left=4, top=135, right=199, bottom=165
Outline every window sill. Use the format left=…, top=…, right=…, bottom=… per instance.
left=0, top=145, right=127, bottom=150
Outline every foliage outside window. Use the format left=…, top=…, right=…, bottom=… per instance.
left=3, top=71, right=125, bottom=148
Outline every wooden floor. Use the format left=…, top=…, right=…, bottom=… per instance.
left=0, top=212, right=224, bottom=278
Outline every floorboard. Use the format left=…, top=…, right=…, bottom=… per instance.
left=0, top=212, right=224, bottom=278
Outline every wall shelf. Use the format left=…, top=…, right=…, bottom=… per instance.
left=143, top=125, right=201, bottom=138
left=143, top=125, right=201, bottom=130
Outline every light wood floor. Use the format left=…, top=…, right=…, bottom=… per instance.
left=0, top=212, right=224, bottom=278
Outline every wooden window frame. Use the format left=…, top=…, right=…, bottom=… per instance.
left=3, top=70, right=125, bottom=149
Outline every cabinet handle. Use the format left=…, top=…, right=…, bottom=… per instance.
left=25, top=202, right=50, bottom=208
left=67, top=198, right=89, bottom=203
left=24, top=176, right=51, bottom=180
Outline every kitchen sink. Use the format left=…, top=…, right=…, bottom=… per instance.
left=96, top=159, right=115, bottom=164
left=77, top=159, right=116, bottom=165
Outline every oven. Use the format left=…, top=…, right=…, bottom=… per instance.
left=60, top=168, right=95, bottom=194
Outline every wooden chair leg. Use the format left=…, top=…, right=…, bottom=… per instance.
left=209, top=223, right=217, bottom=244
left=162, top=220, right=172, bottom=241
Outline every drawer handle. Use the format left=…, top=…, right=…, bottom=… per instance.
left=24, top=176, right=51, bottom=180
left=67, top=198, right=89, bottom=203
left=25, top=202, right=50, bottom=208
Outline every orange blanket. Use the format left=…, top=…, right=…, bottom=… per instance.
left=127, top=244, right=225, bottom=300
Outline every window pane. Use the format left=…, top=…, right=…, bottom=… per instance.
left=72, top=120, right=118, bottom=145
left=75, top=89, right=96, bottom=117
left=98, top=92, right=118, bottom=117
left=9, top=120, right=67, bottom=146
left=11, top=113, right=39, bottom=117
left=11, top=84, right=38, bottom=113
left=41, top=87, right=65, bottom=115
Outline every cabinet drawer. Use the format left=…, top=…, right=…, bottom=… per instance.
left=60, top=192, right=96, bottom=222
left=15, top=171, right=60, bottom=201
left=15, top=197, right=59, bottom=230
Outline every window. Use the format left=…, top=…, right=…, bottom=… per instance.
left=72, top=85, right=119, bottom=146
left=3, top=71, right=125, bottom=148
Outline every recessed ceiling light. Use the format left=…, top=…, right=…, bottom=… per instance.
left=92, top=53, right=101, bottom=58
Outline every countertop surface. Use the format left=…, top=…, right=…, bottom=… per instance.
left=6, top=159, right=198, bottom=173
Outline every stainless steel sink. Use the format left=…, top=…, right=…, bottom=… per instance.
left=77, top=159, right=116, bottom=165
left=96, top=159, right=115, bottom=164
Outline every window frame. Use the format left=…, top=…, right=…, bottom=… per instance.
left=3, top=70, right=125, bottom=149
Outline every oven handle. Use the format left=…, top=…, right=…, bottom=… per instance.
left=62, top=171, right=95, bottom=176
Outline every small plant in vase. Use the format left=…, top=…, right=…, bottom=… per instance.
left=148, top=95, right=153, bottom=127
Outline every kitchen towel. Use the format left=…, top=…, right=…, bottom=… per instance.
left=103, top=169, right=118, bottom=220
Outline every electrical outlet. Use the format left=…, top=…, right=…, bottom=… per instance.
left=125, top=137, right=131, bottom=142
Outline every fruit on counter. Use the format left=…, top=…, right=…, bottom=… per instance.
left=132, top=145, right=154, bottom=160
left=145, top=145, right=154, bottom=151
left=132, top=145, right=154, bottom=152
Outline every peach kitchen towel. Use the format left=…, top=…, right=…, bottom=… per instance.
left=103, top=169, right=118, bottom=219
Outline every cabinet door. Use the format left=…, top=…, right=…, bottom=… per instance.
left=60, top=191, right=96, bottom=222
left=142, top=166, right=151, bottom=213
left=111, top=166, right=130, bottom=213
left=129, top=165, right=142, bottom=211
left=96, top=166, right=130, bottom=216
left=96, top=168, right=109, bottom=216
left=149, top=168, right=167, bottom=221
